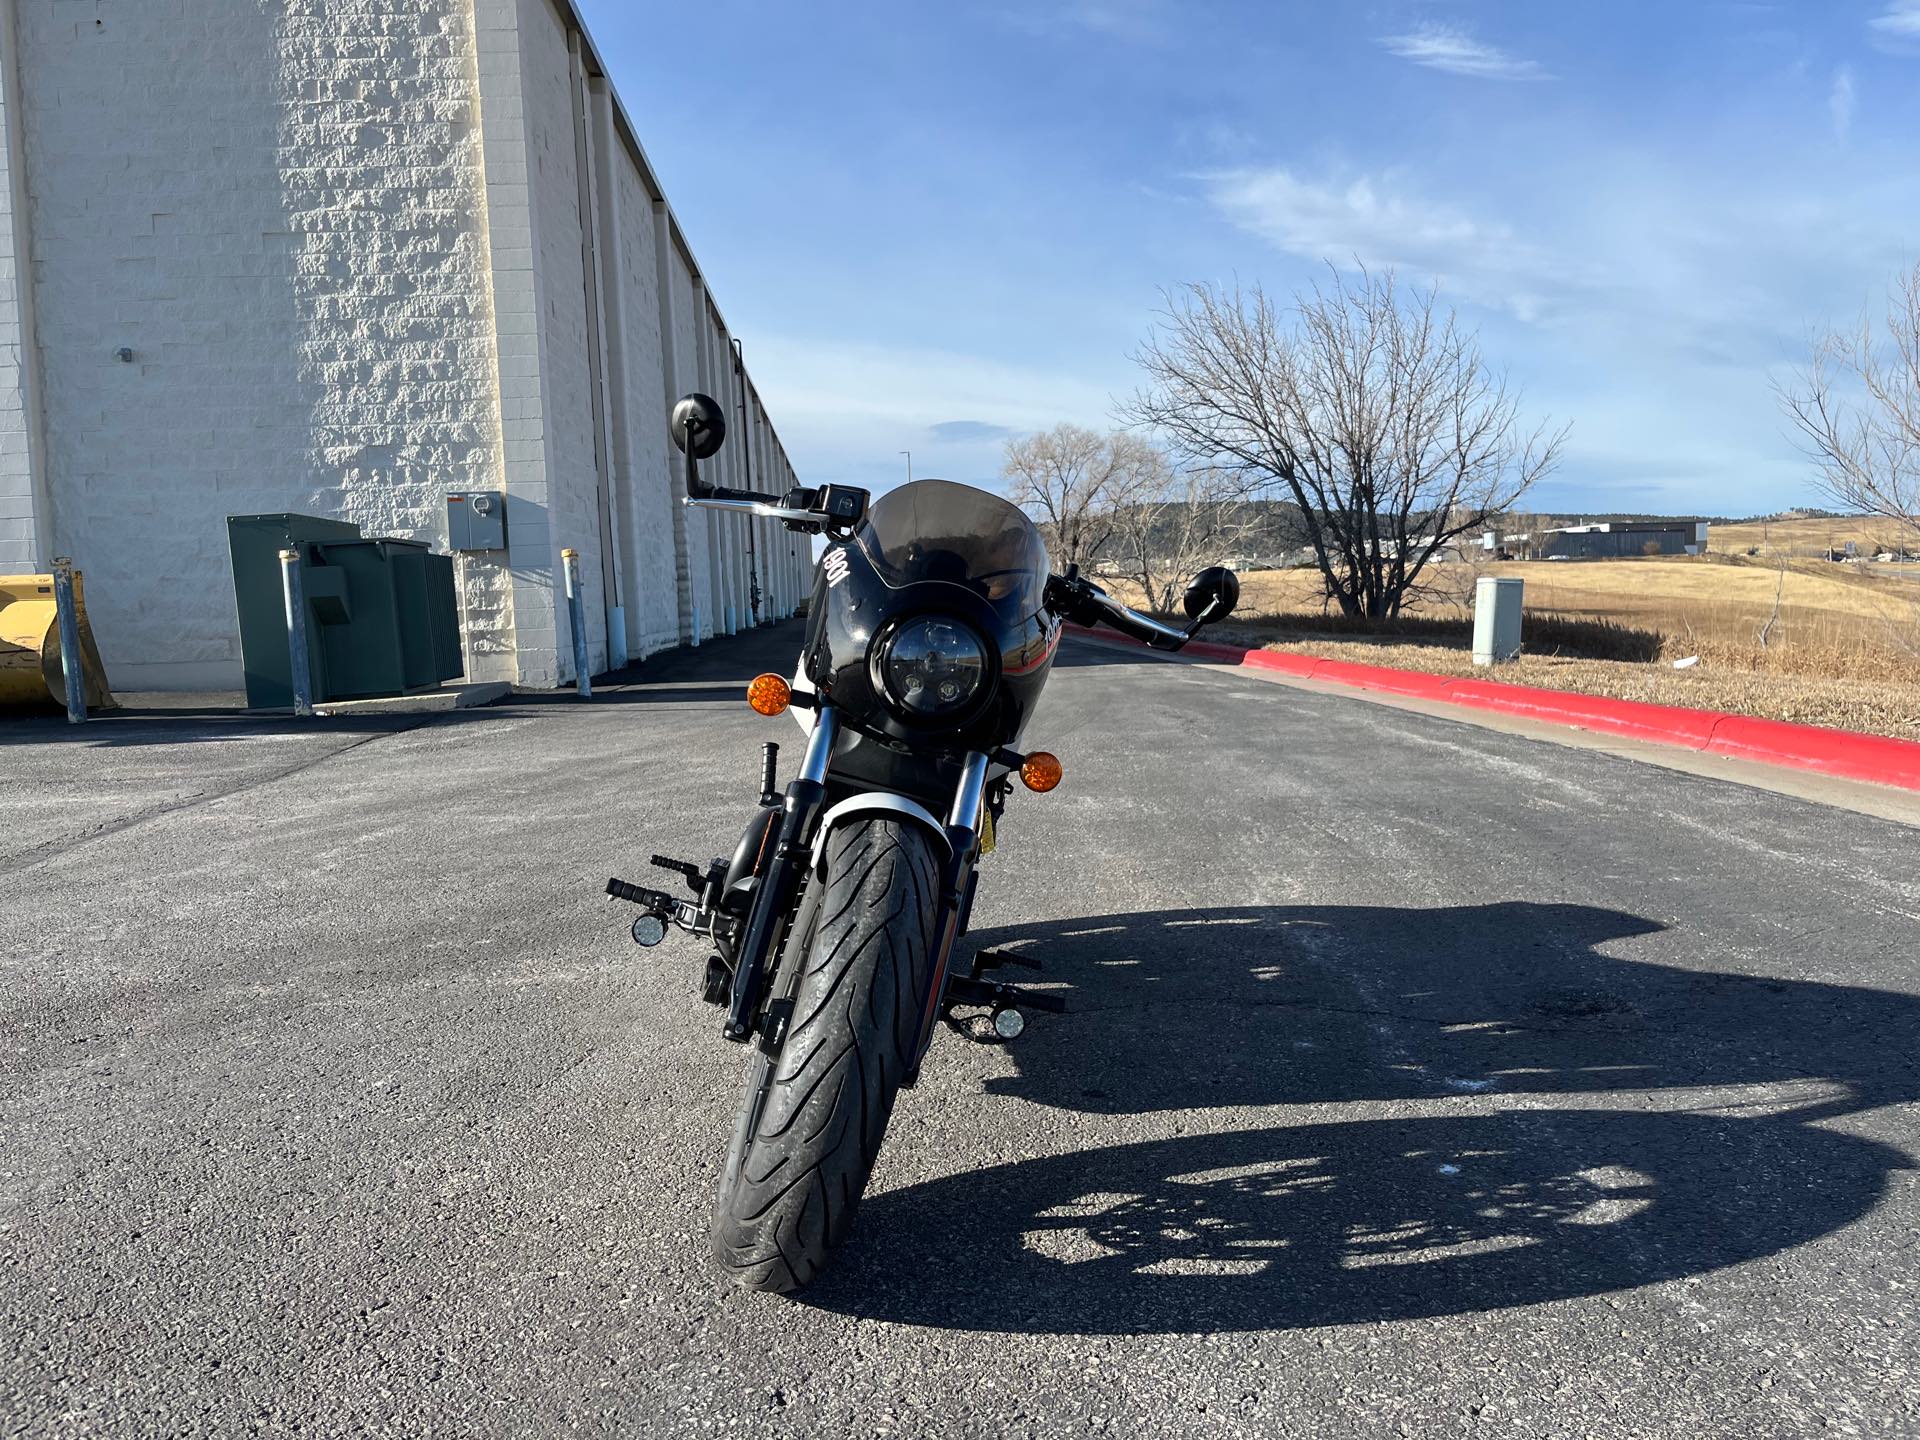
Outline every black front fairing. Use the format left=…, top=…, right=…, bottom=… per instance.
left=801, top=481, right=1059, bottom=787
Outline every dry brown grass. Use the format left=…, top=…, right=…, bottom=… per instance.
left=1484, top=556, right=1919, bottom=684
left=1205, top=607, right=1665, bottom=661
left=1166, top=555, right=1920, bottom=679
left=1102, top=552, right=1920, bottom=740
left=1709, top=516, right=1913, bottom=559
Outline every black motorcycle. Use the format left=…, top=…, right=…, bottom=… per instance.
left=607, top=393, right=1240, bottom=1291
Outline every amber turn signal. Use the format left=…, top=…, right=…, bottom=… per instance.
left=747, top=673, right=792, bottom=716
left=1020, top=751, right=1063, bottom=793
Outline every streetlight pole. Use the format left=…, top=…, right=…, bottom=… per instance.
left=899, top=450, right=912, bottom=484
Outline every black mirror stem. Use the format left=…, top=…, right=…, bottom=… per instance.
left=683, top=418, right=706, bottom=499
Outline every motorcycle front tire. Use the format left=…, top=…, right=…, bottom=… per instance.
left=711, top=816, right=942, bottom=1292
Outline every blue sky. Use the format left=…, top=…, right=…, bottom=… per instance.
left=576, top=0, right=1920, bottom=516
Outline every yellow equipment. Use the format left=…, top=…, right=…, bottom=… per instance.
left=0, top=572, right=116, bottom=710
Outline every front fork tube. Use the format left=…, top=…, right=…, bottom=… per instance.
left=906, top=751, right=992, bottom=1083
left=722, top=706, right=840, bottom=1042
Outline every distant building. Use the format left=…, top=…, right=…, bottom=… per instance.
left=1535, top=521, right=1709, bottom=560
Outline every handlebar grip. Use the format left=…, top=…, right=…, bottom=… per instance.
left=1085, top=590, right=1191, bottom=651
left=1047, top=572, right=1190, bottom=650
left=691, top=481, right=789, bottom=507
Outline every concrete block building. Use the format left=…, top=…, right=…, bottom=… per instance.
left=0, top=0, right=809, bottom=690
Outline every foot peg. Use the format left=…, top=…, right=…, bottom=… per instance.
left=944, top=973, right=1066, bottom=1044
left=607, top=876, right=674, bottom=909
left=649, top=854, right=715, bottom=895
left=947, top=975, right=1066, bottom=1014
left=608, top=872, right=736, bottom=962
left=607, top=877, right=679, bottom=944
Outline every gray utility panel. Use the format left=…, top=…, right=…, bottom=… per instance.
left=228, top=513, right=463, bottom=710
left=1473, top=576, right=1524, bottom=666
left=447, top=490, right=508, bottom=551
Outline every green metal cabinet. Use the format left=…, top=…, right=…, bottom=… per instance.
left=228, top=513, right=463, bottom=709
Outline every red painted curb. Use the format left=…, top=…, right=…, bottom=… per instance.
left=1705, top=714, right=1920, bottom=790
left=1232, top=648, right=1321, bottom=680
left=1442, top=679, right=1728, bottom=749
left=1307, top=657, right=1458, bottom=700
left=1062, top=624, right=1920, bottom=793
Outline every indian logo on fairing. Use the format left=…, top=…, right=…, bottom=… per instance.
left=821, top=547, right=852, bottom=588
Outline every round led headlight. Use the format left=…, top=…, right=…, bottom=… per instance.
left=880, top=617, right=989, bottom=719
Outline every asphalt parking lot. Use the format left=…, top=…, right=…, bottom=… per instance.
left=4, top=622, right=1917, bottom=1438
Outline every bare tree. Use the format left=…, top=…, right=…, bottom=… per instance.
left=1780, top=262, right=1920, bottom=540
left=1758, top=542, right=1789, bottom=651
left=1425, top=536, right=1495, bottom=612
left=999, top=424, right=1166, bottom=571
left=1109, top=467, right=1260, bottom=613
left=1122, top=268, right=1567, bottom=619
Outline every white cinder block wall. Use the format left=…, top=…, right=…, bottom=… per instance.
left=0, top=0, right=49, bottom=575
left=593, top=83, right=677, bottom=658
left=0, top=0, right=802, bottom=689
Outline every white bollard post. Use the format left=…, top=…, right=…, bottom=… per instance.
left=278, top=548, right=315, bottom=717
left=690, top=600, right=701, bottom=649
left=1473, top=575, right=1524, bottom=666
left=454, top=552, right=477, bottom=682
left=562, top=547, right=592, bottom=698
left=50, top=557, right=86, bottom=724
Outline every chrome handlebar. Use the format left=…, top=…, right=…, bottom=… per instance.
left=683, top=495, right=833, bottom=527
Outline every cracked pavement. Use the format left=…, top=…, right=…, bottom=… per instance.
left=3, top=623, right=1917, bottom=1437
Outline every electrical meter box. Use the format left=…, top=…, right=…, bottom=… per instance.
left=446, top=490, right=508, bottom=551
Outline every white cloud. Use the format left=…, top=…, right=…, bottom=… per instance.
left=1870, top=1, right=1920, bottom=51
left=1203, top=168, right=1566, bottom=320
left=927, top=420, right=1018, bottom=443
left=1202, top=159, right=1920, bottom=353
left=1200, top=149, right=1920, bottom=511
left=1379, top=24, right=1546, bottom=80
left=1829, top=65, right=1857, bottom=140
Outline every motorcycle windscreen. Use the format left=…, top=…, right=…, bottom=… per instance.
left=854, top=480, right=1051, bottom=619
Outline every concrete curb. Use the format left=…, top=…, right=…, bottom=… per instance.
left=312, top=681, right=511, bottom=716
left=1065, top=625, right=1920, bottom=794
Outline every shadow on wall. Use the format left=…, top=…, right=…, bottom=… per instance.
left=800, top=901, right=1919, bottom=1334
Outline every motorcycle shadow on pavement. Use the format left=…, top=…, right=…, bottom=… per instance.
left=801, top=902, right=1916, bottom=1334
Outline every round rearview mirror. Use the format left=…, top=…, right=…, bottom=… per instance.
left=631, top=913, right=668, bottom=948
left=670, top=393, right=728, bottom=460
left=1182, top=565, right=1241, bottom=623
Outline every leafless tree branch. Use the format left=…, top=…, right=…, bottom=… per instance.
left=999, top=424, right=1168, bottom=571
left=1108, top=466, right=1261, bottom=612
left=1120, top=268, right=1567, bottom=619
left=1779, top=262, right=1920, bottom=540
